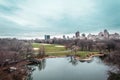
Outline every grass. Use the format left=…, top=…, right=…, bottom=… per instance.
left=32, top=43, right=41, bottom=48
left=75, top=51, right=99, bottom=58
left=32, top=43, right=66, bottom=52
left=46, top=52, right=69, bottom=56
left=32, top=43, right=99, bottom=58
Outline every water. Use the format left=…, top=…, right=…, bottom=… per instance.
left=27, top=57, right=110, bottom=80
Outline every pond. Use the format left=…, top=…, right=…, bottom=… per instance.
left=27, top=57, right=110, bottom=80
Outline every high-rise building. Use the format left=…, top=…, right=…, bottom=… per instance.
left=98, top=32, right=104, bottom=40
left=104, top=29, right=109, bottom=39
left=80, top=33, right=86, bottom=39
left=45, top=35, right=50, bottom=40
left=109, top=33, right=120, bottom=39
left=75, top=31, right=80, bottom=38
left=63, top=35, right=66, bottom=39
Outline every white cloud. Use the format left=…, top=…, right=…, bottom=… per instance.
left=0, top=0, right=120, bottom=38
left=18, top=0, right=96, bottom=18
left=1, top=0, right=96, bottom=28
left=0, top=14, right=29, bottom=26
left=64, top=0, right=96, bottom=18
left=2, top=0, right=115, bottom=33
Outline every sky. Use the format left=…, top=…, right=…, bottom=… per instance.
left=0, top=0, right=120, bottom=38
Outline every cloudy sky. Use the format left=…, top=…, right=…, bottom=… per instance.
left=0, top=0, right=120, bottom=37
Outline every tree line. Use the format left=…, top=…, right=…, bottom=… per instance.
left=0, top=38, right=33, bottom=67
left=38, top=38, right=119, bottom=53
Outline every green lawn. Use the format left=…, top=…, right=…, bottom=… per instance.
left=32, top=43, right=99, bottom=58
left=46, top=52, right=69, bottom=56
left=32, top=43, right=66, bottom=52
left=75, top=51, right=99, bottom=58
left=32, top=43, right=41, bottom=48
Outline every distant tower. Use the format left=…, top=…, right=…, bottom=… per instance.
left=75, top=31, right=80, bottom=38
left=67, top=36, right=69, bottom=39
left=82, top=33, right=86, bottom=37
left=81, top=33, right=86, bottom=39
left=98, top=32, right=104, bottom=40
left=104, top=29, right=109, bottom=39
left=45, top=35, right=50, bottom=40
left=63, top=35, right=66, bottom=39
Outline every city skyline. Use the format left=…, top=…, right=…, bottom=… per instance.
left=0, top=29, right=119, bottom=40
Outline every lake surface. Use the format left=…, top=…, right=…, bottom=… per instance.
left=27, top=57, right=110, bottom=80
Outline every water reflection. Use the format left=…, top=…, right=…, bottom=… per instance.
left=28, top=59, right=46, bottom=71
left=68, top=56, right=93, bottom=66
left=79, top=59, right=93, bottom=63
left=107, top=71, right=120, bottom=80
left=68, top=56, right=78, bottom=66
left=38, top=59, right=46, bottom=71
left=99, top=55, right=120, bottom=80
left=27, top=74, right=33, bottom=80
left=27, top=59, right=46, bottom=80
left=27, top=57, right=111, bottom=80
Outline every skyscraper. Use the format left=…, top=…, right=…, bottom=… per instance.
left=75, top=31, right=80, bottom=38
left=104, top=29, right=109, bottom=39
left=45, top=35, right=50, bottom=40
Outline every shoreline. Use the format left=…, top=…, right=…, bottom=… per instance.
left=0, top=53, right=104, bottom=80
left=76, top=53, right=104, bottom=61
left=36, top=53, right=105, bottom=61
left=0, top=61, right=31, bottom=80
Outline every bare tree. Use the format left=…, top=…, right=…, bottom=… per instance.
left=71, top=45, right=79, bottom=55
left=38, top=45, right=45, bottom=58
left=0, top=38, right=33, bottom=66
